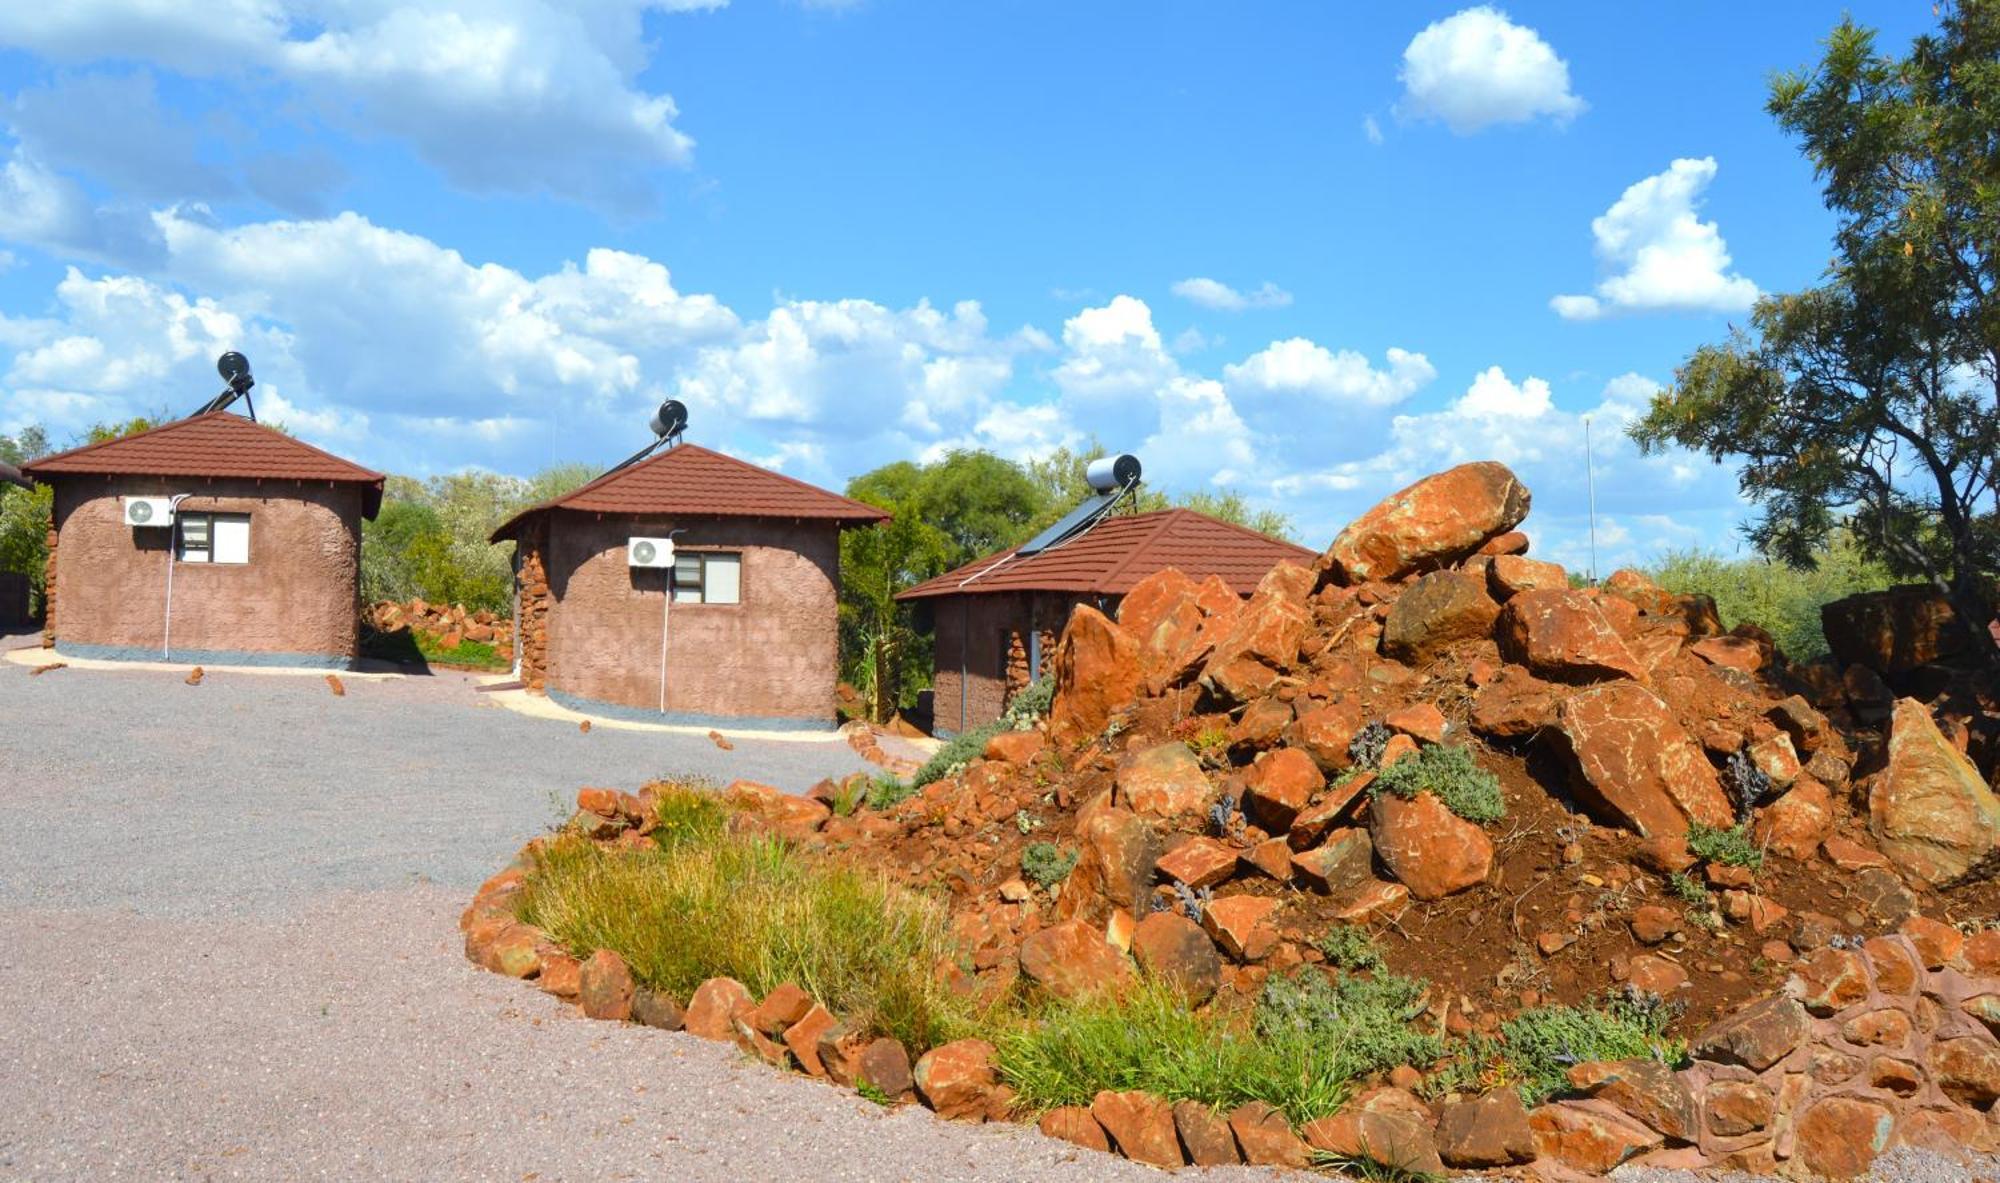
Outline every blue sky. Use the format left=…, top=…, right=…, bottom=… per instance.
left=0, top=2, right=1938, bottom=571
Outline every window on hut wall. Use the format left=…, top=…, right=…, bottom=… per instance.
left=176, top=512, right=251, bottom=564
left=671, top=552, right=741, bottom=604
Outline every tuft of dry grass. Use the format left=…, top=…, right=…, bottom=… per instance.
left=515, top=784, right=974, bottom=1050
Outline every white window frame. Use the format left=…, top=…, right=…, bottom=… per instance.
left=671, top=551, right=741, bottom=605
left=176, top=512, right=251, bottom=565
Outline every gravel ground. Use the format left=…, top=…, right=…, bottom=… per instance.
left=0, top=659, right=1988, bottom=1181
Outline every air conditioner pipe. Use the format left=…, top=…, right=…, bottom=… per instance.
left=161, top=494, right=191, bottom=659
left=659, top=528, right=686, bottom=715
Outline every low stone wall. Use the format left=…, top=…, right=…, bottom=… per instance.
left=463, top=788, right=2000, bottom=1180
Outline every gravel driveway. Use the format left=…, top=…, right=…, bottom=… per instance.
left=0, top=659, right=1980, bottom=1182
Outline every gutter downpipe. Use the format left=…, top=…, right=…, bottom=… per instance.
left=161, top=493, right=191, bottom=659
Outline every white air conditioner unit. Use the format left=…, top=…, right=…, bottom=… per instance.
left=628, top=536, right=676, bottom=568
left=123, top=496, right=175, bottom=528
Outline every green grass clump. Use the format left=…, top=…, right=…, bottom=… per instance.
left=1666, top=870, right=1711, bottom=905
left=1370, top=744, right=1506, bottom=825
left=515, top=797, right=972, bottom=1050
left=865, top=773, right=915, bottom=810
left=1491, top=993, right=1684, bottom=1105
left=643, top=782, right=727, bottom=850
left=1686, top=821, right=1764, bottom=870
left=1315, top=925, right=1384, bottom=972
left=994, top=980, right=1353, bottom=1125
left=1255, top=970, right=1444, bottom=1082
left=1020, top=842, right=1079, bottom=888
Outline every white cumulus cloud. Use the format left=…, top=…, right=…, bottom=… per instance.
left=1398, top=6, right=1585, bottom=134
left=1224, top=340, right=1435, bottom=408
left=1552, top=157, right=1759, bottom=320
left=1169, top=277, right=1293, bottom=312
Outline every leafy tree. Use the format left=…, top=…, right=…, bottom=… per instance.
left=1647, top=534, right=1898, bottom=662
left=1631, top=4, right=2000, bottom=665
left=360, top=464, right=602, bottom=613
left=1024, top=441, right=1296, bottom=540
left=0, top=425, right=54, bottom=615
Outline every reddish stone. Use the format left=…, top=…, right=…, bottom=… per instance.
left=1691, top=635, right=1766, bottom=673
left=1479, top=530, right=1530, bottom=556
left=1039, top=1106, right=1110, bottom=1152
left=1018, top=919, right=1134, bottom=1001
left=1129, top=911, right=1222, bottom=1005
left=1691, top=995, right=1812, bottom=1070
left=747, top=981, right=813, bottom=1036
left=1369, top=789, right=1493, bottom=900
left=1090, top=1089, right=1184, bottom=1167
left=983, top=729, right=1044, bottom=765
left=1115, top=741, right=1214, bottom=821
left=1331, top=879, right=1409, bottom=922
left=1228, top=1101, right=1310, bottom=1168
left=1841, top=1008, right=1914, bottom=1048
left=577, top=948, right=637, bottom=1021
left=1118, top=568, right=1199, bottom=646
left=1497, top=589, right=1648, bottom=683
left=1603, top=568, right=1676, bottom=614
left=684, top=977, right=754, bottom=1042
left=483, top=924, right=542, bottom=979
left=1794, top=947, right=1870, bottom=1015
left=1155, top=837, right=1238, bottom=890
left=1436, top=1090, right=1536, bottom=1168
left=1200, top=894, right=1281, bottom=961
left=1380, top=570, right=1500, bottom=664
left=1049, top=606, right=1141, bottom=742
left=1319, top=460, right=1531, bottom=585
left=1963, top=928, right=2000, bottom=973
left=1870, top=1056, right=1923, bottom=1096
left=1201, top=591, right=1311, bottom=705
left=1291, top=827, right=1376, bottom=897
left=1172, top=1100, right=1242, bottom=1166
left=1871, top=697, right=2000, bottom=887
left=537, top=951, right=581, bottom=998
left=1747, top=729, right=1801, bottom=788
left=1931, top=1037, right=2000, bottom=1107
left=1527, top=1101, right=1661, bottom=1173
left=1568, top=1059, right=1695, bottom=1141
left=1823, top=585, right=1970, bottom=675
left=1379, top=733, right=1418, bottom=767
left=1552, top=681, right=1735, bottom=839
left=1795, top=1096, right=1894, bottom=1180
left=1301, top=1108, right=1443, bottom=1177
left=1861, top=937, right=1919, bottom=995
left=1961, top=993, right=2000, bottom=1036
left=1900, top=915, right=1966, bottom=969
left=856, top=1037, right=914, bottom=1100
left=1468, top=666, right=1560, bottom=739
left=1755, top=776, right=1833, bottom=860
left=1721, top=890, right=1788, bottom=934
left=1285, top=700, right=1363, bottom=772
left=576, top=787, right=621, bottom=816
left=1286, top=770, right=1373, bottom=850
left=1487, top=554, right=1568, bottom=599
left=1059, top=804, right=1160, bottom=922
left=783, top=1004, right=837, bottom=1076
left=914, top=1039, right=999, bottom=1121
left=1629, top=905, right=1683, bottom=945
left=1627, top=954, right=1689, bottom=996
left=1822, top=834, right=1890, bottom=871
left=1241, top=748, right=1325, bottom=832
left=1229, top=697, right=1293, bottom=750
left=1239, top=836, right=1293, bottom=882
left=1703, top=1081, right=1775, bottom=1137
left=1384, top=701, right=1447, bottom=744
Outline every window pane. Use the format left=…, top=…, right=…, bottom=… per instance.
left=213, top=515, right=250, bottom=564
left=705, top=554, right=740, bottom=604
left=672, top=553, right=703, bottom=603
left=177, top=513, right=210, bottom=563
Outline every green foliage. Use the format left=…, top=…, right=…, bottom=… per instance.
left=1, top=420, right=162, bottom=616
left=1020, top=842, right=1078, bottom=888
left=1686, top=821, right=1764, bottom=870
left=1630, top=6, right=2000, bottom=665
left=1002, top=675, right=1056, bottom=729
left=516, top=799, right=969, bottom=1050
left=361, top=464, right=601, bottom=613
left=994, top=979, right=1352, bottom=1125
left=864, top=773, right=915, bottom=811
left=1647, top=537, right=1896, bottom=661
left=411, top=631, right=509, bottom=670
left=1255, top=970, right=1445, bottom=1083
left=1491, top=993, right=1684, bottom=1105
left=910, top=719, right=1004, bottom=788
left=1315, top=926, right=1384, bottom=972
left=1369, top=744, right=1506, bottom=825
left=1667, top=871, right=1711, bottom=906
left=644, top=783, right=727, bottom=850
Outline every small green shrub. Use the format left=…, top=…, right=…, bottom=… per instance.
left=1002, top=676, right=1056, bottom=729
left=1370, top=744, right=1506, bottom=825
left=1666, top=870, right=1711, bottom=905
left=644, top=782, right=727, bottom=850
left=1255, top=969, right=1444, bottom=1082
left=1687, top=821, right=1764, bottom=870
left=1021, top=842, right=1079, bottom=888
left=1315, top=925, right=1384, bottom=972
left=995, top=980, right=1353, bottom=1125
left=911, top=720, right=1004, bottom=788
left=865, top=773, right=915, bottom=810
left=1493, top=992, right=1684, bottom=1105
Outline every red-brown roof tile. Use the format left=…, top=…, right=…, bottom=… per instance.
left=896, top=508, right=1316, bottom=600
left=23, top=412, right=386, bottom=517
left=491, top=442, right=888, bottom=541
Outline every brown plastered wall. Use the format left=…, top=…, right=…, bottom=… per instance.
left=541, top=511, right=842, bottom=720
left=931, top=590, right=1099, bottom=734
left=48, top=475, right=365, bottom=658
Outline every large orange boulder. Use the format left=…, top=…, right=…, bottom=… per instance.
left=1370, top=790, right=1493, bottom=899
left=1019, top=919, right=1134, bottom=1001
left=1059, top=802, right=1161, bottom=921
left=1870, top=697, right=2000, bottom=887
left=1496, top=589, right=1647, bottom=683
left=1119, top=568, right=1209, bottom=681
left=1090, top=1090, right=1183, bottom=1167
left=1049, top=605, right=1140, bottom=741
left=1199, top=589, right=1310, bottom=704
left=913, top=1039, right=1001, bottom=1121
left=1552, top=682, right=1734, bottom=839
left=1113, top=741, right=1215, bottom=822
left=1380, top=569, right=1501, bottom=664
left=1318, top=461, right=1531, bottom=585
left=1129, top=910, right=1221, bottom=1004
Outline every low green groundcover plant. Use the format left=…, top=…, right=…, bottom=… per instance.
left=1369, top=744, right=1506, bottom=825
left=1020, top=842, right=1079, bottom=888
left=1314, top=925, right=1384, bottom=972
left=1686, top=821, right=1764, bottom=870
left=516, top=784, right=972, bottom=1050
left=1483, top=992, right=1685, bottom=1105
left=892, top=673, right=1060, bottom=799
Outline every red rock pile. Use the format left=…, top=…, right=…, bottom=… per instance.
left=463, top=460, right=2000, bottom=1179
left=367, top=598, right=513, bottom=663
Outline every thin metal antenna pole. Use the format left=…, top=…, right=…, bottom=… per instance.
left=1585, top=416, right=1599, bottom=584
